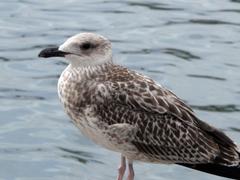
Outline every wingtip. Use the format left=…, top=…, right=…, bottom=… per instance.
left=178, top=163, right=240, bottom=179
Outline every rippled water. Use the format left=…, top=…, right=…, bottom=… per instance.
left=1, top=0, right=240, bottom=179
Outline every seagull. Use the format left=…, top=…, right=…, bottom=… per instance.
left=39, top=32, right=240, bottom=180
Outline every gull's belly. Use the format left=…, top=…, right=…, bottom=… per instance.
left=72, top=112, right=123, bottom=152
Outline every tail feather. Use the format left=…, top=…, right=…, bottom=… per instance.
left=178, top=163, right=240, bottom=179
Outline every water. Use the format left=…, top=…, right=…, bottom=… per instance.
left=0, top=0, right=240, bottom=179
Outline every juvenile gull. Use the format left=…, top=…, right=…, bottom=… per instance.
left=39, top=33, right=240, bottom=180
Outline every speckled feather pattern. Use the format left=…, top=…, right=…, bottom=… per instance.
left=58, top=62, right=240, bottom=166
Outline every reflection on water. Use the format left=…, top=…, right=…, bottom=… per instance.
left=165, top=19, right=240, bottom=26
left=0, top=94, right=45, bottom=100
left=187, top=74, right=226, bottom=81
left=121, top=48, right=200, bottom=61
left=191, top=104, right=240, bottom=113
left=127, top=2, right=184, bottom=11
left=58, top=147, right=93, bottom=159
left=32, top=75, right=59, bottom=79
left=0, top=88, right=27, bottom=92
left=231, top=0, right=240, bottom=3
left=0, top=45, right=57, bottom=53
left=162, top=48, right=201, bottom=61
left=0, top=147, right=45, bottom=154
left=58, top=147, right=92, bottom=164
left=58, top=147, right=103, bottom=164
left=189, top=19, right=240, bottom=26
left=0, top=0, right=240, bottom=180
left=0, top=56, right=9, bottom=61
left=0, top=87, right=46, bottom=100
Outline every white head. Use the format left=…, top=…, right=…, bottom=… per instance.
left=39, top=32, right=112, bottom=67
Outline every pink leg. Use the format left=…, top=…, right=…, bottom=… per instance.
left=117, top=155, right=126, bottom=180
left=127, top=160, right=134, bottom=180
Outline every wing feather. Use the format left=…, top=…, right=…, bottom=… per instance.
left=94, top=67, right=239, bottom=165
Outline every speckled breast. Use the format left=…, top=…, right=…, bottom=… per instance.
left=57, top=67, right=117, bottom=150
left=58, top=66, right=86, bottom=122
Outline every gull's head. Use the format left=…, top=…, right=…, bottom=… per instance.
left=38, top=32, right=112, bottom=67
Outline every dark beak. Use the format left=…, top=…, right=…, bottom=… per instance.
left=38, top=47, right=70, bottom=58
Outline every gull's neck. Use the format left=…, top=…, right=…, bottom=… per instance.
left=68, top=60, right=114, bottom=79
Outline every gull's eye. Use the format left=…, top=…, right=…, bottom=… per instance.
left=80, top=42, right=92, bottom=50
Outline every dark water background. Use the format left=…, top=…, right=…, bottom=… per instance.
left=0, top=0, right=240, bottom=179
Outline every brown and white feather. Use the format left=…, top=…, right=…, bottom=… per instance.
left=58, top=63, right=240, bottom=166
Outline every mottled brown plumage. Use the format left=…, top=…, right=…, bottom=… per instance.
left=39, top=32, right=240, bottom=180
left=58, top=63, right=239, bottom=166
